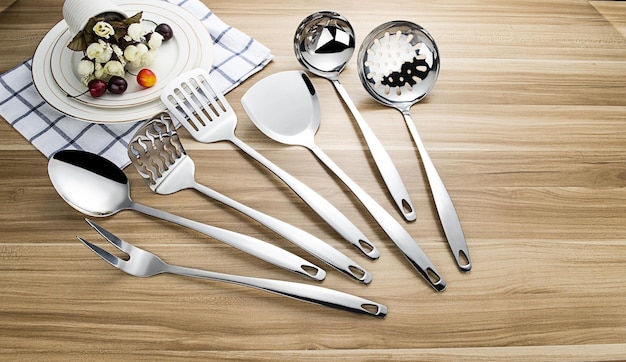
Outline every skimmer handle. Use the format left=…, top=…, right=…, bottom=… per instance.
left=401, top=110, right=471, bottom=272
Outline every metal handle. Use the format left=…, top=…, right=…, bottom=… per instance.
left=310, top=144, right=446, bottom=291
left=332, top=79, right=416, bottom=222
left=192, top=181, right=373, bottom=284
left=130, top=201, right=327, bottom=280
left=401, top=110, right=471, bottom=272
left=230, top=135, right=380, bottom=259
left=167, top=264, right=387, bottom=318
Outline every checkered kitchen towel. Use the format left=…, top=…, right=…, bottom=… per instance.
left=0, top=0, right=272, bottom=168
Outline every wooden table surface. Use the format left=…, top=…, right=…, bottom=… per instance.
left=2, top=0, right=625, bottom=360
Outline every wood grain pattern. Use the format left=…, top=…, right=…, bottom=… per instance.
left=1, top=0, right=625, bottom=360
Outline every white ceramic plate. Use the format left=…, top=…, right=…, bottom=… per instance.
left=32, top=0, right=213, bottom=123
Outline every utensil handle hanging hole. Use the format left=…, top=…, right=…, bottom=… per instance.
left=357, top=239, right=377, bottom=258
left=426, top=268, right=441, bottom=285
left=401, top=199, right=413, bottom=216
left=361, top=303, right=384, bottom=316
left=458, top=250, right=471, bottom=271
left=348, top=265, right=366, bottom=280
left=301, top=264, right=322, bottom=278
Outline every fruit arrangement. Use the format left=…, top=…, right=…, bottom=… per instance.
left=68, top=11, right=173, bottom=97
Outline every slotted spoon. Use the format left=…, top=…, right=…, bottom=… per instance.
left=357, top=21, right=471, bottom=272
left=160, top=68, right=379, bottom=259
left=127, top=113, right=372, bottom=284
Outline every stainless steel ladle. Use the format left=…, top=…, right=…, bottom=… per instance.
left=294, top=11, right=416, bottom=222
left=357, top=21, right=471, bottom=272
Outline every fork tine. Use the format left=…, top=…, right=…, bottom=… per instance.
left=77, top=236, right=125, bottom=269
left=84, top=218, right=133, bottom=254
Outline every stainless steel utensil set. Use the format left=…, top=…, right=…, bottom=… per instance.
left=48, top=12, right=472, bottom=317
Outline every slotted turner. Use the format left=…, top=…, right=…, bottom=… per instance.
left=160, top=68, right=380, bottom=259
left=127, top=113, right=372, bottom=284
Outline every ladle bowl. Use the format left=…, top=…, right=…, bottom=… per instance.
left=294, top=11, right=355, bottom=79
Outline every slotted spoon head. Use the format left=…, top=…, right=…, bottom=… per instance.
left=160, top=68, right=237, bottom=143
left=127, top=112, right=192, bottom=194
left=357, top=21, right=440, bottom=110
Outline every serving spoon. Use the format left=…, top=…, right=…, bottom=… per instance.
left=241, top=71, right=445, bottom=292
left=47, top=149, right=327, bottom=280
left=357, top=21, right=471, bottom=272
left=294, top=11, right=416, bottom=222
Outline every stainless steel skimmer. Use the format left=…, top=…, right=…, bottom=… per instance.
left=357, top=21, right=471, bottom=272
left=79, top=219, right=387, bottom=318
left=127, top=113, right=372, bottom=284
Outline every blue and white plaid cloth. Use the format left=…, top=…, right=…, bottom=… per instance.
left=0, top=0, right=272, bottom=168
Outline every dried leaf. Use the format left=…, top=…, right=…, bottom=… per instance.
left=67, top=30, right=88, bottom=51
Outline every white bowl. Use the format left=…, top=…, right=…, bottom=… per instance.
left=62, top=0, right=127, bottom=35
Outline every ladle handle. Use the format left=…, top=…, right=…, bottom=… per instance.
left=309, top=144, right=446, bottom=292
left=401, top=110, right=471, bottom=272
left=230, top=135, right=380, bottom=259
left=192, top=182, right=373, bottom=284
left=166, top=264, right=387, bottom=318
left=129, top=201, right=327, bottom=281
left=332, top=80, right=416, bottom=222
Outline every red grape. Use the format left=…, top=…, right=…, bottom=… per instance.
left=107, top=76, right=128, bottom=94
left=155, top=23, right=173, bottom=41
left=88, top=79, right=107, bottom=98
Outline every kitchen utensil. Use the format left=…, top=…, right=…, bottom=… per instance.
left=48, top=149, right=325, bottom=280
left=78, top=219, right=387, bottom=317
left=128, top=113, right=372, bottom=283
left=294, top=11, right=416, bottom=222
left=357, top=21, right=471, bottom=272
left=160, top=68, right=379, bottom=259
left=241, top=71, right=445, bottom=292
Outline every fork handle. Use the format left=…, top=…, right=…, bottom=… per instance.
left=230, top=136, right=380, bottom=259
left=130, top=201, right=327, bottom=281
left=166, top=264, right=387, bottom=317
left=193, top=182, right=373, bottom=284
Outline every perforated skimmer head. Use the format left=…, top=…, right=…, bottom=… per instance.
left=357, top=21, right=440, bottom=108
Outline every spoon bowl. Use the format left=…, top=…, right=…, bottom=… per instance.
left=48, top=149, right=132, bottom=217
left=294, top=12, right=416, bottom=221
